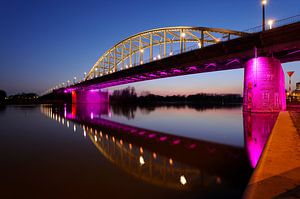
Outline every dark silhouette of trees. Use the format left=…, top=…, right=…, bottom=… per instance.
left=0, top=90, right=7, bottom=103
left=110, top=87, right=137, bottom=103
left=110, top=87, right=242, bottom=105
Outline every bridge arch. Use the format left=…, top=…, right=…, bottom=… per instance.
left=86, top=27, right=247, bottom=79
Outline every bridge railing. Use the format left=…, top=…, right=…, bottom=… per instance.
left=244, top=14, right=300, bottom=33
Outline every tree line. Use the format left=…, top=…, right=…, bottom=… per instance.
left=110, top=86, right=243, bottom=105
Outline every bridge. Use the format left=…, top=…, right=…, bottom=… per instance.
left=49, top=15, right=300, bottom=113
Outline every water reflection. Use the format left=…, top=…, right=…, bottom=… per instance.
left=41, top=103, right=255, bottom=193
left=110, top=103, right=242, bottom=120
left=243, top=112, right=278, bottom=168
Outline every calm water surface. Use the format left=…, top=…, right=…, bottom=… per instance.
left=0, top=104, right=278, bottom=198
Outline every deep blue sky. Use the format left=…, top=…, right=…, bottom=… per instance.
left=0, top=0, right=299, bottom=95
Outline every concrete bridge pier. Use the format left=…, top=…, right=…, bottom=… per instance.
left=71, top=89, right=109, bottom=104
left=243, top=57, right=286, bottom=112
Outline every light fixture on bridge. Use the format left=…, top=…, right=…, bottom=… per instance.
left=261, top=0, right=267, bottom=5
left=169, top=51, right=173, bottom=56
left=268, top=19, right=274, bottom=29
left=198, top=42, right=201, bottom=48
left=140, top=61, right=143, bottom=64
left=180, top=32, right=186, bottom=38
left=157, top=54, right=161, bottom=59
left=140, top=49, right=144, bottom=53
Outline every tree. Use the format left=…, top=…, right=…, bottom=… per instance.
left=0, top=90, right=7, bottom=102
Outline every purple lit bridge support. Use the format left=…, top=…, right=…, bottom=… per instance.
left=71, top=89, right=109, bottom=104
left=243, top=57, right=286, bottom=113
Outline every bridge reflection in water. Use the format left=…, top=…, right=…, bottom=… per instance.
left=41, top=103, right=278, bottom=191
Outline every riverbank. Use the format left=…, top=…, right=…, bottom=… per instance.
left=243, top=111, right=300, bottom=199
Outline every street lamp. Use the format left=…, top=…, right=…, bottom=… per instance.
left=268, top=19, right=274, bottom=29
left=261, top=0, right=267, bottom=31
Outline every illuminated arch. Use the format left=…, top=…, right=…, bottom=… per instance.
left=86, top=27, right=247, bottom=79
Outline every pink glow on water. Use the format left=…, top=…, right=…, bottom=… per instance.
left=243, top=112, right=278, bottom=168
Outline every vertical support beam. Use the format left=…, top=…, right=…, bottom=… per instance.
left=129, top=39, right=132, bottom=67
left=101, top=60, right=104, bottom=75
left=121, top=43, right=124, bottom=69
left=134, top=52, right=136, bottom=66
left=243, top=57, right=286, bottom=112
left=108, top=53, right=110, bottom=73
left=113, top=47, right=117, bottom=72
left=139, top=35, right=143, bottom=63
left=150, top=33, right=153, bottom=61
left=201, top=30, right=204, bottom=48
left=159, top=44, right=162, bottom=58
left=163, top=30, right=166, bottom=58
left=183, top=32, right=186, bottom=52
left=180, top=29, right=183, bottom=53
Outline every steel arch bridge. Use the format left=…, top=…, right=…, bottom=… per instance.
left=86, top=26, right=247, bottom=80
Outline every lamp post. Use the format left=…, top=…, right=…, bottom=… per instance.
left=262, top=0, right=267, bottom=31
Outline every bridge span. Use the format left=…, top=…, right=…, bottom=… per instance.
left=52, top=20, right=300, bottom=113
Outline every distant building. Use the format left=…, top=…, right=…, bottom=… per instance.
left=292, top=82, right=300, bottom=101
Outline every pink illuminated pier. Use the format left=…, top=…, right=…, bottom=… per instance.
left=59, top=22, right=300, bottom=112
